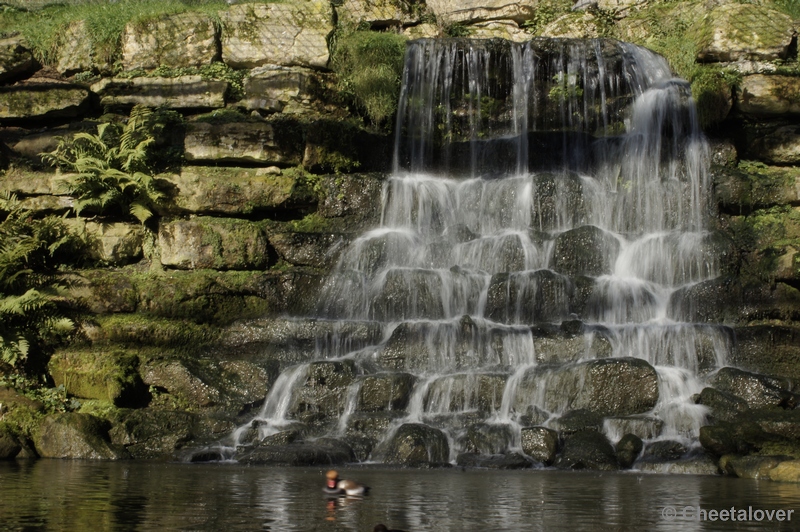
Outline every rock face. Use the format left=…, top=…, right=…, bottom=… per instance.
left=694, top=4, right=794, bottom=63
left=425, top=0, right=536, bottom=25
left=158, top=217, right=271, bottom=270
left=34, top=413, right=129, bottom=460
left=242, top=66, right=324, bottom=113
left=91, top=76, right=228, bottom=109
left=515, top=358, right=659, bottom=417
left=378, top=423, right=450, bottom=466
left=219, top=2, right=333, bottom=69
left=122, top=13, right=218, bottom=70
left=749, top=125, right=800, bottom=165
left=161, top=167, right=314, bottom=216
left=65, top=221, right=145, bottom=265
left=336, top=0, right=419, bottom=29
left=56, top=21, right=91, bottom=74
left=0, top=37, right=35, bottom=82
left=552, top=225, right=620, bottom=277
left=48, top=349, right=148, bottom=407
left=737, top=76, right=800, bottom=117
left=183, top=120, right=303, bottom=165
left=0, top=84, right=89, bottom=120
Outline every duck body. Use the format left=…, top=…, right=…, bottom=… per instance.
left=323, top=470, right=370, bottom=497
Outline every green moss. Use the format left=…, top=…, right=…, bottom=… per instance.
left=287, top=212, right=338, bottom=233
left=91, top=314, right=220, bottom=348
left=331, top=30, right=407, bottom=127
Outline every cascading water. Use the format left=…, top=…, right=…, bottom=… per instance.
left=221, top=38, right=734, bottom=466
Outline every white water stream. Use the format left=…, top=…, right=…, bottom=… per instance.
left=223, top=38, right=732, bottom=463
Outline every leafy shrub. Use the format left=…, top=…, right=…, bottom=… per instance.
left=0, top=196, right=81, bottom=369
left=42, top=106, right=166, bottom=224
left=332, top=31, right=407, bottom=127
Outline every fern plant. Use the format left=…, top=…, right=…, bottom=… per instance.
left=42, top=106, right=165, bottom=224
left=0, top=196, right=78, bottom=369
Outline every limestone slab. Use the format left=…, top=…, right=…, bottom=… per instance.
left=122, top=12, right=218, bottom=71
left=738, top=75, right=800, bottom=117
left=0, top=37, right=35, bottom=83
left=694, top=4, right=794, bottom=63
left=219, top=1, right=333, bottom=69
left=183, top=120, right=302, bottom=165
left=91, top=76, right=227, bottom=109
left=0, top=84, right=89, bottom=120
left=161, top=166, right=311, bottom=215
left=158, top=217, right=270, bottom=270
left=425, top=0, right=536, bottom=25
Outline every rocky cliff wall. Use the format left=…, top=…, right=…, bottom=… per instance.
left=0, top=0, right=799, bottom=476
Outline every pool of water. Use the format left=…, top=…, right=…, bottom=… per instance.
left=2, top=461, right=800, bottom=531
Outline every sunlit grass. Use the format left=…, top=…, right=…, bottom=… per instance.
left=0, top=0, right=231, bottom=66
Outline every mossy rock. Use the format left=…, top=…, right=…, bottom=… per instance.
left=693, top=4, right=794, bottom=63
left=84, top=314, right=220, bottom=349
left=160, top=166, right=316, bottom=217
left=158, top=217, right=273, bottom=271
left=34, top=412, right=129, bottom=460
left=109, top=408, right=199, bottom=459
left=48, top=348, right=150, bottom=408
left=0, top=84, right=89, bottom=121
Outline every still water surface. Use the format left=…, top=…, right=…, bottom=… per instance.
left=2, top=460, right=800, bottom=531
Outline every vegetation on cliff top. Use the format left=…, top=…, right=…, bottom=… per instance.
left=332, top=30, right=407, bottom=128
left=0, top=0, right=230, bottom=66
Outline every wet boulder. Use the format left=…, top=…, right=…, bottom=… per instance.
left=603, top=415, right=663, bottom=441
left=530, top=172, right=588, bottom=231
left=109, top=409, right=199, bottom=459
left=721, top=455, right=786, bottom=480
left=377, top=423, right=450, bottom=466
left=520, top=426, right=558, bottom=465
left=0, top=425, right=22, bottom=460
left=486, top=270, right=573, bottom=324
left=514, top=358, right=659, bottom=417
left=344, top=412, right=403, bottom=461
left=357, top=373, right=416, bottom=413
left=466, top=423, right=514, bottom=454
left=288, top=360, right=357, bottom=424
left=422, top=373, right=507, bottom=414
left=142, top=360, right=222, bottom=409
left=637, top=456, right=721, bottom=475
left=35, top=413, right=129, bottom=460
left=698, top=387, right=749, bottom=422
left=269, top=232, right=350, bottom=269
left=640, top=440, right=687, bottom=462
left=711, top=367, right=795, bottom=409
left=556, top=430, right=619, bottom=471
left=371, top=269, right=445, bottom=321
left=552, top=225, right=620, bottom=277
left=456, top=452, right=533, bottom=469
left=615, top=434, right=643, bottom=469
left=550, top=409, right=604, bottom=434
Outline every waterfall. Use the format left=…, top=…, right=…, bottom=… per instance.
left=226, top=38, right=732, bottom=465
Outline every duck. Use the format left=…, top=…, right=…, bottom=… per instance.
left=323, top=470, right=370, bottom=496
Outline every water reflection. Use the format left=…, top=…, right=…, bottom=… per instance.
left=2, top=461, right=800, bottom=531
